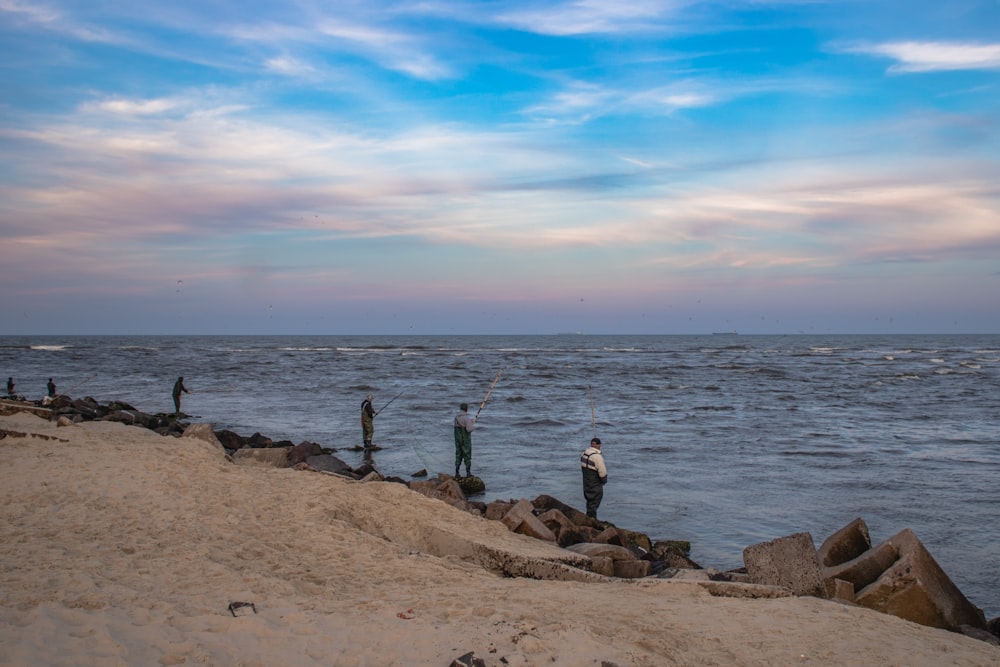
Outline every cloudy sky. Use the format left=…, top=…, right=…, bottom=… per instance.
left=1, top=0, right=998, bottom=335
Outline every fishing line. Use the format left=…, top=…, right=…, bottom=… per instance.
left=54, top=374, right=97, bottom=400
left=589, top=385, right=597, bottom=440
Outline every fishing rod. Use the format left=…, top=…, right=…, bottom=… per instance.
left=54, top=374, right=97, bottom=400
left=375, top=390, right=404, bottom=415
left=589, top=385, right=597, bottom=440
left=473, top=367, right=504, bottom=424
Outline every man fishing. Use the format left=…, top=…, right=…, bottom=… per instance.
left=361, top=394, right=375, bottom=448
left=453, top=402, right=476, bottom=478
left=172, top=376, right=189, bottom=414
left=580, top=437, right=608, bottom=519
left=454, top=368, right=502, bottom=479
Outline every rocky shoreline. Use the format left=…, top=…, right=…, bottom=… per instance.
left=3, top=393, right=998, bottom=651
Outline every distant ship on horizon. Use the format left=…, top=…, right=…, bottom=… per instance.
left=711, top=331, right=738, bottom=335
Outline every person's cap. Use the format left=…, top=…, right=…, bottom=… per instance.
left=591, top=437, right=601, bottom=445
left=460, top=402, right=468, bottom=411
left=367, top=394, right=373, bottom=401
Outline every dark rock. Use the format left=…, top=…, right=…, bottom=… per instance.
left=649, top=541, right=702, bottom=570
left=456, top=475, right=485, bottom=495
left=305, top=454, right=355, bottom=476
left=592, top=526, right=625, bottom=547
left=531, top=494, right=599, bottom=528
left=288, top=441, right=323, bottom=466
left=214, top=429, right=246, bottom=450
left=410, top=468, right=428, bottom=477
left=957, top=625, right=999, bottom=646
left=353, top=462, right=378, bottom=478
left=247, top=432, right=273, bottom=448
left=651, top=540, right=692, bottom=558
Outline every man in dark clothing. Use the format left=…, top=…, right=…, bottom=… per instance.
left=361, top=394, right=375, bottom=448
left=453, top=402, right=475, bottom=478
left=172, top=376, right=189, bottom=414
left=6, top=377, right=13, bottom=397
left=47, top=378, right=56, bottom=398
left=580, top=437, right=608, bottom=519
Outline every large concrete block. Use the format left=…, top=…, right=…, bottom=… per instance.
left=501, top=500, right=556, bottom=542
left=854, top=529, right=985, bottom=631
left=823, top=539, right=898, bottom=592
left=501, top=499, right=535, bottom=531
left=743, top=532, right=826, bottom=597
left=817, top=517, right=871, bottom=567
left=565, top=542, right=637, bottom=562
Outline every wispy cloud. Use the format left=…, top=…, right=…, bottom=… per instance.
left=85, top=98, right=179, bottom=116
left=0, top=0, right=125, bottom=43
left=843, top=40, right=1000, bottom=73
left=495, top=0, right=680, bottom=36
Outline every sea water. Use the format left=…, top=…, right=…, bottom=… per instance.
left=2, top=333, right=998, bottom=616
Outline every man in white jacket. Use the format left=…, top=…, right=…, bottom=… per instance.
left=580, top=437, right=608, bottom=519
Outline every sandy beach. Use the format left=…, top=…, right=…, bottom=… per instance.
left=1, top=410, right=997, bottom=667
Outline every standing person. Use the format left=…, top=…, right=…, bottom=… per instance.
left=47, top=378, right=56, bottom=398
left=580, top=437, right=608, bottom=519
left=453, top=402, right=476, bottom=478
left=6, top=377, right=13, bottom=397
left=361, top=394, right=375, bottom=448
left=172, top=376, right=189, bottom=414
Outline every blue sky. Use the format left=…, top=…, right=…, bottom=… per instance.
left=1, top=0, right=998, bottom=335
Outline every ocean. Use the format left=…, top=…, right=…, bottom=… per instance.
left=2, top=333, right=998, bottom=617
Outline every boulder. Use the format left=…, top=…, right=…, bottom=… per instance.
left=305, top=454, right=354, bottom=476
left=818, top=517, right=872, bottom=567
left=531, top=494, right=598, bottom=528
left=564, top=542, right=637, bottom=562
left=613, top=559, right=651, bottom=579
left=214, top=429, right=246, bottom=450
left=592, top=526, right=624, bottom=546
left=854, top=529, right=986, bottom=631
left=743, top=532, right=826, bottom=597
left=536, top=509, right=588, bottom=548
left=588, top=555, right=615, bottom=577
left=456, top=475, right=485, bottom=495
left=233, top=446, right=290, bottom=468
left=247, top=432, right=274, bottom=448
left=501, top=500, right=556, bottom=542
left=182, top=423, right=223, bottom=450
left=435, top=478, right=468, bottom=503
left=288, top=441, right=323, bottom=466
left=616, top=528, right=653, bottom=553
left=484, top=501, right=514, bottom=521
left=649, top=541, right=702, bottom=570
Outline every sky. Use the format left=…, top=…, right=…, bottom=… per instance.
left=1, top=0, right=999, bottom=336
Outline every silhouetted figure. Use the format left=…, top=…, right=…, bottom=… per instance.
left=6, top=377, right=13, bottom=397
left=453, top=402, right=476, bottom=478
left=172, top=376, right=189, bottom=414
left=47, top=378, right=56, bottom=398
left=361, top=394, right=375, bottom=448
